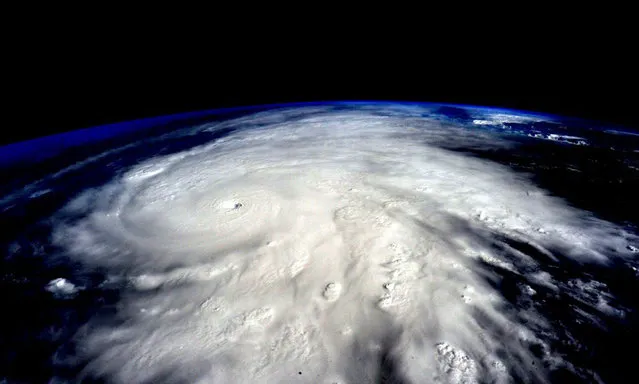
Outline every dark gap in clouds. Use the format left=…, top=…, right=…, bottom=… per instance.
left=493, top=234, right=558, bottom=267
left=402, top=207, right=638, bottom=383
left=471, top=228, right=639, bottom=384
left=389, top=209, right=629, bottom=380
left=377, top=331, right=410, bottom=384
left=470, top=306, right=545, bottom=382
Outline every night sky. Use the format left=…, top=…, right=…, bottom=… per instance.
left=7, top=26, right=637, bottom=146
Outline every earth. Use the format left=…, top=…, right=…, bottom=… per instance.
left=1, top=102, right=638, bottom=383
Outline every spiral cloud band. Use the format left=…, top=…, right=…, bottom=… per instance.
left=54, top=106, right=636, bottom=383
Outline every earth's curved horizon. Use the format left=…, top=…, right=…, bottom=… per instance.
left=1, top=101, right=638, bottom=383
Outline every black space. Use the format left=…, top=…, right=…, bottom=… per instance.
left=5, top=21, right=637, bottom=146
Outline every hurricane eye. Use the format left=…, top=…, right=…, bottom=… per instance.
left=220, top=200, right=243, bottom=210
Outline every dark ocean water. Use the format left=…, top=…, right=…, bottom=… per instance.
left=1, top=102, right=638, bottom=383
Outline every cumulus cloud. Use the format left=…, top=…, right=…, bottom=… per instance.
left=53, top=107, right=636, bottom=383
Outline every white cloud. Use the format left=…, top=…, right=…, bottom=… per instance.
left=53, top=106, right=635, bottom=383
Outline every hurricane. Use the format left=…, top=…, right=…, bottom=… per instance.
left=8, top=104, right=637, bottom=383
